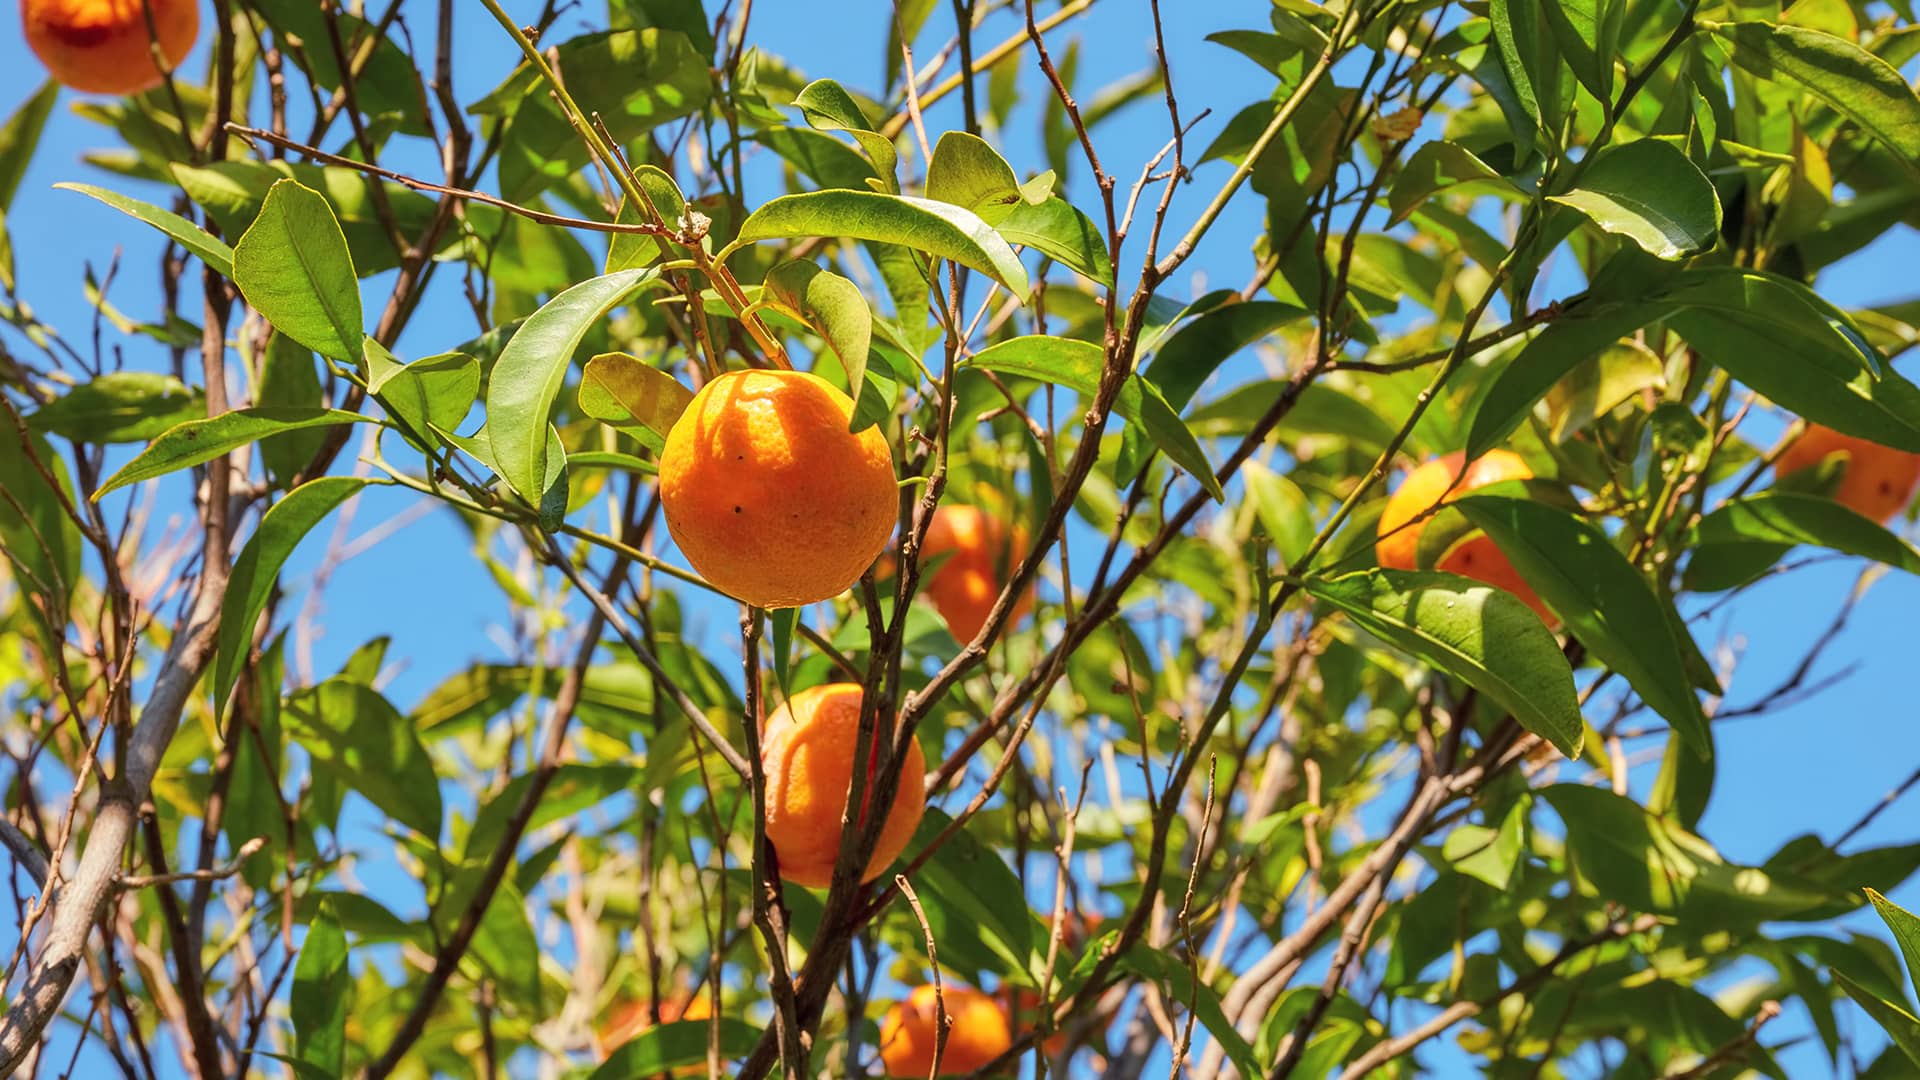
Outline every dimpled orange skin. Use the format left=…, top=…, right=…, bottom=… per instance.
left=1376, top=449, right=1553, bottom=623
left=879, top=985, right=1014, bottom=1078
left=1774, top=423, right=1920, bottom=524
left=24, top=0, right=198, bottom=95
left=761, top=683, right=927, bottom=889
left=659, top=370, right=898, bottom=608
left=920, top=505, right=1031, bottom=642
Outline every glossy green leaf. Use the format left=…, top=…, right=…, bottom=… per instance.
left=232, top=180, right=363, bottom=361
left=1305, top=569, right=1582, bottom=756
left=214, top=477, right=365, bottom=716
left=257, top=334, right=325, bottom=488
left=97, top=409, right=362, bottom=498
left=926, top=131, right=1023, bottom=225
left=905, top=808, right=1035, bottom=984
left=486, top=268, right=659, bottom=507
left=1714, top=20, right=1920, bottom=162
left=28, top=372, right=203, bottom=444
left=589, top=1018, right=762, bottom=1079
left=967, top=336, right=1221, bottom=500
left=364, top=340, right=479, bottom=449
left=1241, top=461, right=1314, bottom=566
left=1837, top=970, right=1920, bottom=1067
left=291, top=899, right=350, bottom=1077
left=1455, top=494, right=1708, bottom=757
left=578, top=352, right=692, bottom=451
left=1387, top=141, right=1518, bottom=226
left=284, top=678, right=442, bottom=837
left=1549, top=140, right=1722, bottom=260
left=792, top=78, right=898, bottom=191
left=1466, top=301, right=1670, bottom=460
left=1867, top=888, right=1920, bottom=994
left=763, top=260, right=872, bottom=405
left=1692, top=492, right=1920, bottom=574
left=998, top=197, right=1112, bottom=285
left=1541, top=0, right=1619, bottom=102
left=736, top=190, right=1028, bottom=295
left=251, top=0, right=428, bottom=134
left=54, top=182, right=235, bottom=278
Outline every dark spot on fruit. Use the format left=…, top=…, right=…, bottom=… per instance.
left=734, top=505, right=742, bottom=513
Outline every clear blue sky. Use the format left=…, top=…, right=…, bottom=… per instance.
left=2, top=1, right=1916, bottom=1076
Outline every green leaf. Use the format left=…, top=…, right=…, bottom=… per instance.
left=251, top=0, right=428, bottom=134
left=763, top=260, right=873, bottom=406
left=1304, top=569, right=1582, bottom=757
left=485, top=268, right=659, bottom=507
left=1837, top=969, right=1920, bottom=1067
left=214, top=477, right=366, bottom=716
left=257, top=334, right=325, bottom=488
left=578, top=352, right=692, bottom=451
left=291, top=899, right=350, bottom=1078
left=54, top=182, right=235, bottom=278
left=1465, top=302, right=1669, bottom=461
left=28, top=372, right=204, bottom=444
left=1241, top=461, right=1314, bottom=566
left=998, top=197, right=1112, bottom=285
left=791, top=78, right=898, bottom=191
left=284, top=679, right=442, bottom=837
left=589, top=1018, right=763, bottom=1079
left=0, top=82, right=57, bottom=210
left=1490, top=0, right=1554, bottom=132
left=0, top=425, right=81, bottom=653
left=1548, top=140, right=1722, bottom=260
left=1541, top=0, right=1619, bottom=102
left=1117, top=947, right=1261, bottom=1078
left=904, top=808, right=1035, bottom=984
left=478, top=30, right=711, bottom=201
left=1866, top=888, right=1920, bottom=994
left=606, top=165, right=687, bottom=273
left=1444, top=797, right=1529, bottom=890
left=1455, top=495, right=1709, bottom=758
left=966, top=336, right=1221, bottom=500
left=232, top=180, right=363, bottom=361
left=1387, top=141, right=1519, bottom=226
left=363, top=340, right=479, bottom=449
left=1713, top=20, right=1920, bottom=162
left=926, top=131, right=1023, bottom=225
left=736, top=190, right=1029, bottom=296
left=1692, top=492, right=1920, bottom=574
left=96, top=409, right=364, bottom=498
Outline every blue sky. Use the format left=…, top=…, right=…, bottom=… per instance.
left=2, top=1, right=1917, bottom=1076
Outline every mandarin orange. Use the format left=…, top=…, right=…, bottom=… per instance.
left=879, top=985, right=1013, bottom=1077
left=1774, top=423, right=1920, bottom=524
left=25, top=0, right=198, bottom=95
left=919, top=505, right=1031, bottom=642
left=1377, top=449, right=1552, bottom=622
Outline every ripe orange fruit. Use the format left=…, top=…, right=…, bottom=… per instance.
left=1774, top=423, right=1920, bottom=524
left=1376, top=449, right=1552, bottom=622
left=919, top=505, right=1031, bottom=642
left=879, top=985, right=1013, bottom=1077
left=660, top=369, right=897, bottom=608
left=595, top=993, right=712, bottom=1061
left=761, top=683, right=926, bottom=889
left=24, top=0, right=198, bottom=95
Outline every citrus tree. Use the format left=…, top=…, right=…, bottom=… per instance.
left=5, top=0, right=1920, bottom=1077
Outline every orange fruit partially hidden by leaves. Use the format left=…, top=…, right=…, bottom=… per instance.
left=1774, top=423, right=1920, bottom=524
left=24, top=0, right=198, bottom=95
left=595, top=993, right=713, bottom=1064
left=920, top=505, right=1032, bottom=642
left=660, top=369, right=897, bottom=608
left=879, top=985, right=1013, bottom=1077
left=1377, top=449, right=1553, bottom=623
left=761, top=683, right=926, bottom=889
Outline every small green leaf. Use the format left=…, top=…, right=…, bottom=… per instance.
left=1692, top=492, right=1920, bottom=574
left=1836, top=969, right=1920, bottom=1067
left=486, top=268, right=660, bottom=508
left=792, top=78, right=898, bottom=191
left=736, top=190, right=1029, bottom=296
left=1866, top=888, right=1920, bottom=994
left=28, top=372, right=204, bottom=444
left=1541, top=0, right=1619, bottom=102
left=1387, top=141, right=1519, bottom=226
left=966, top=336, right=1221, bottom=500
left=55, top=182, right=235, bottom=278
left=1443, top=797, right=1529, bottom=890
left=291, top=899, right=350, bottom=1078
left=606, top=165, right=687, bottom=273
left=925, top=131, right=1023, bottom=225
left=578, top=352, right=692, bottom=451
left=1548, top=140, right=1722, bottom=260
left=1241, top=461, right=1314, bottom=566
left=1713, top=20, right=1920, bottom=162
left=763, top=260, right=873, bottom=405
left=364, top=340, right=480, bottom=449
left=998, top=197, right=1112, bottom=286
left=589, top=1018, right=763, bottom=1080
left=96, top=408, right=364, bottom=498
left=284, top=679, right=442, bottom=837
left=1455, top=495, right=1709, bottom=758
left=232, top=180, right=363, bottom=361
left=1305, top=568, right=1582, bottom=757
left=214, top=477, right=366, bottom=716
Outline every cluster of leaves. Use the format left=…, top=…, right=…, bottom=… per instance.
left=6, top=0, right=1920, bottom=1078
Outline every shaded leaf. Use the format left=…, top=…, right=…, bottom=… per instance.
left=998, top=196, right=1111, bottom=286
left=290, top=899, right=349, bottom=1077
left=1714, top=20, right=1920, bottom=162
left=589, top=1018, right=762, bottom=1079
left=578, top=352, right=692, bottom=451
left=1387, top=141, right=1518, bottom=226
left=1692, top=492, right=1920, bottom=574
left=763, top=260, right=872, bottom=405
left=28, top=372, right=203, bottom=444
left=284, top=679, right=442, bottom=837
